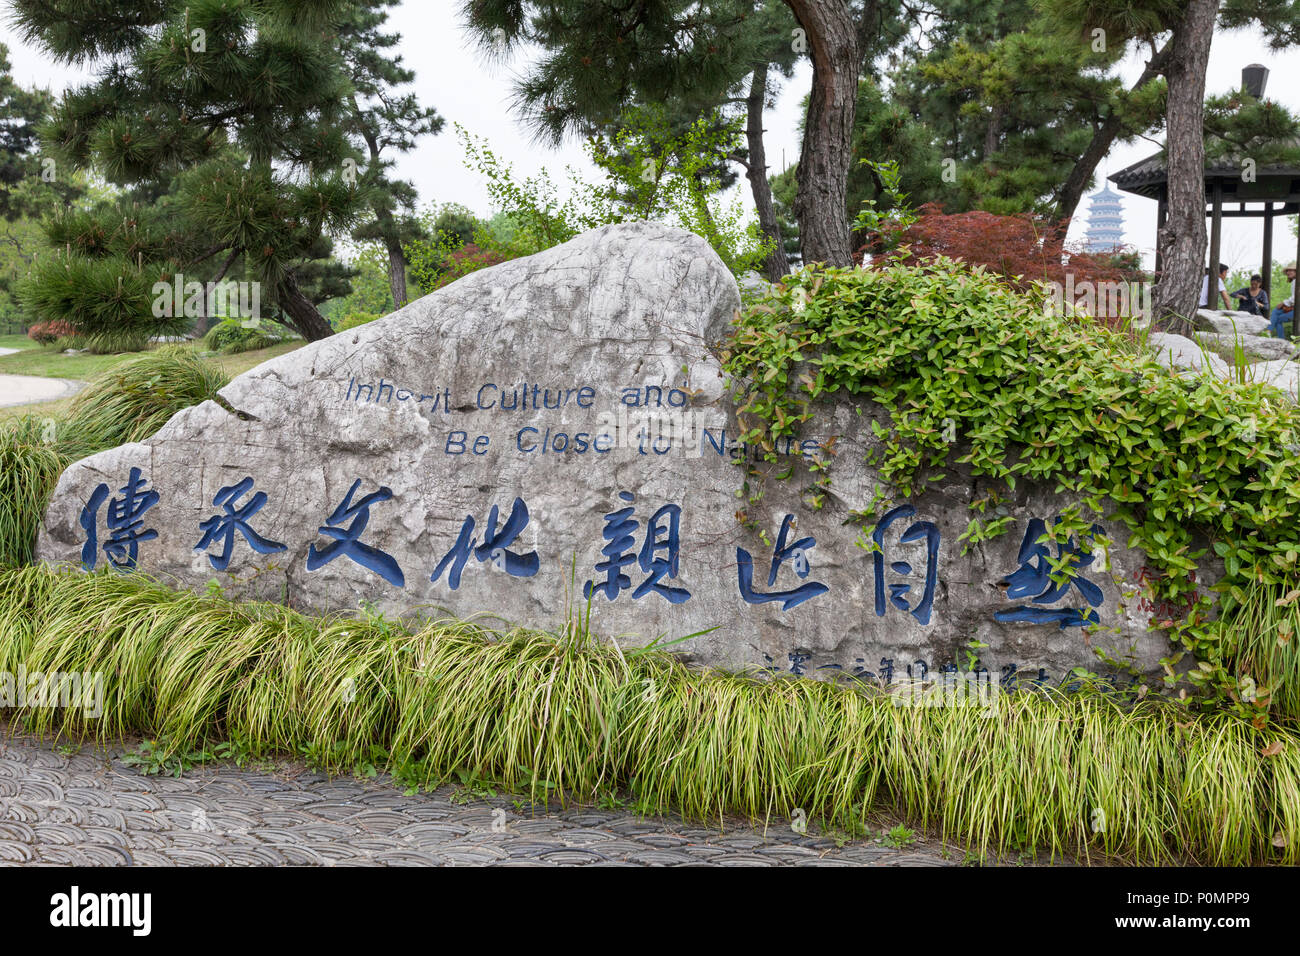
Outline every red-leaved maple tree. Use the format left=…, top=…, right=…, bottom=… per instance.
left=862, top=203, right=1142, bottom=296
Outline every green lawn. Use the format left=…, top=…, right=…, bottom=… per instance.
left=0, top=333, right=40, bottom=352
left=0, top=346, right=152, bottom=381
left=212, top=340, right=306, bottom=378
left=0, top=339, right=306, bottom=382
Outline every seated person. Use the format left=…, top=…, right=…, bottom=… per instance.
left=1230, top=275, right=1269, bottom=316
left=1200, top=263, right=1231, bottom=310
left=1270, top=262, right=1298, bottom=340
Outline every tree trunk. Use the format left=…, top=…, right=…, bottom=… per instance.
left=984, top=104, right=1003, bottom=161
left=277, top=273, right=335, bottom=341
left=783, top=0, right=860, bottom=268
left=744, top=63, right=791, bottom=282
left=375, top=205, right=409, bottom=309
left=1150, top=0, right=1218, bottom=335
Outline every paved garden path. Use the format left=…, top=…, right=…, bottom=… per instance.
left=0, top=733, right=972, bottom=867
left=0, top=373, right=85, bottom=408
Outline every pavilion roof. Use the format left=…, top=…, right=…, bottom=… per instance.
left=1110, top=139, right=1300, bottom=205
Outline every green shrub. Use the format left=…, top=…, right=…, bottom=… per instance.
left=202, top=318, right=296, bottom=354
left=50, top=334, right=88, bottom=352
left=1, top=562, right=1297, bottom=865
left=722, top=259, right=1300, bottom=721
left=26, top=320, right=77, bottom=346
left=445, top=107, right=774, bottom=280
left=337, top=311, right=380, bottom=331
left=83, top=328, right=152, bottom=354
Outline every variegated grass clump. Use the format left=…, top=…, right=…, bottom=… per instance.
left=0, top=347, right=230, bottom=566
left=1216, top=582, right=1300, bottom=721
left=0, top=418, right=76, bottom=567
left=58, top=345, right=230, bottom=456
left=1, top=563, right=1296, bottom=866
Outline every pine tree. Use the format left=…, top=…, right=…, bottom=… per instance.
left=883, top=1, right=1162, bottom=228
left=0, top=41, right=95, bottom=333
left=0, top=43, right=59, bottom=222
left=1203, top=90, right=1300, bottom=168
left=782, top=0, right=872, bottom=267
left=843, top=80, right=945, bottom=252
left=339, top=0, right=443, bottom=310
left=12, top=0, right=369, bottom=342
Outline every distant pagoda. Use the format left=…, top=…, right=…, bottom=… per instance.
left=1083, top=184, right=1126, bottom=253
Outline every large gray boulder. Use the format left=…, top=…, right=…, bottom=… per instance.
left=38, top=223, right=1190, bottom=685
left=1245, top=358, right=1300, bottom=401
left=1147, top=332, right=1231, bottom=378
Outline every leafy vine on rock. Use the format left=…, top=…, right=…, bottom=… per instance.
left=720, top=259, right=1300, bottom=725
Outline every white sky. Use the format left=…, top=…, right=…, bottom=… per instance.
left=2, top=1, right=1298, bottom=270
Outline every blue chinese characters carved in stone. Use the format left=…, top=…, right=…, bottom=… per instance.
left=306, top=479, right=404, bottom=587
left=737, top=513, right=830, bottom=610
left=871, top=504, right=940, bottom=625
left=584, top=492, right=690, bottom=604
left=430, top=496, right=540, bottom=589
left=79, top=466, right=159, bottom=571
left=194, top=477, right=288, bottom=571
left=994, top=517, right=1106, bottom=628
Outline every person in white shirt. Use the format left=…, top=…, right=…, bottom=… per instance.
left=1199, top=263, right=1231, bottom=309
left=1269, top=262, right=1298, bottom=340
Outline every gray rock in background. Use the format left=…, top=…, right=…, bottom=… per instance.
left=1245, top=358, right=1300, bottom=401
left=738, top=271, right=772, bottom=297
left=1193, top=309, right=1272, bottom=337
left=1196, top=330, right=1298, bottom=361
left=38, top=223, right=1195, bottom=684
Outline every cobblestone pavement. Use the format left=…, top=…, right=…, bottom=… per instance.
left=0, top=733, right=971, bottom=867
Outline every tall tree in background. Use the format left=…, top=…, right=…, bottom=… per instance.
left=776, top=76, right=943, bottom=262
left=856, top=0, right=1168, bottom=258
left=12, top=0, right=365, bottom=342
left=781, top=0, right=872, bottom=267
left=0, top=42, right=92, bottom=333
left=1151, top=0, right=1217, bottom=331
left=339, top=0, right=443, bottom=310
left=897, top=19, right=1160, bottom=219
left=1046, top=40, right=1168, bottom=235
left=461, top=0, right=802, bottom=280
left=0, top=42, right=59, bottom=222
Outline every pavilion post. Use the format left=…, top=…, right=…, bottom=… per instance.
left=1262, top=204, right=1274, bottom=299
left=1208, top=179, right=1224, bottom=309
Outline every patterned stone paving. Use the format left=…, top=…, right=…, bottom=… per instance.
left=0, top=733, right=970, bottom=867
